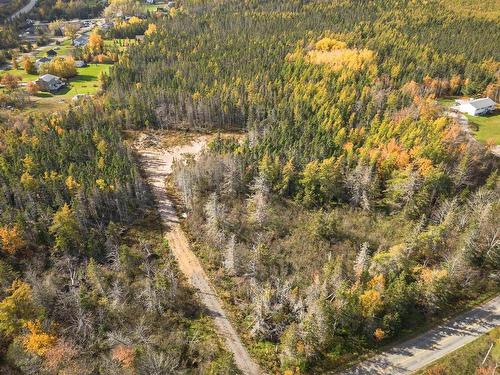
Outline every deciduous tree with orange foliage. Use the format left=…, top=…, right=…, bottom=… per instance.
left=0, top=226, right=24, bottom=255
left=88, top=31, right=104, bottom=55
left=1, top=73, right=21, bottom=90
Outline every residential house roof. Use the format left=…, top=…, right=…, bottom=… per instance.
left=39, top=74, right=61, bottom=83
left=467, top=98, right=496, bottom=109
left=73, top=35, right=89, bottom=45
left=74, top=60, right=87, bottom=67
left=36, top=57, right=52, bottom=63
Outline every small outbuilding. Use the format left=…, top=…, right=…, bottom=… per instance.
left=35, top=74, right=66, bottom=92
left=73, top=35, right=89, bottom=47
left=74, top=60, right=87, bottom=68
left=46, top=49, right=58, bottom=57
left=72, top=93, right=90, bottom=102
left=454, top=98, right=497, bottom=116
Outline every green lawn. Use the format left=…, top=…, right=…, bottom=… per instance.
left=32, top=64, right=111, bottom=110
left=104, top=38, right=139, bottom=52
left=466, top=111, right=500, bottom=145
left=1, top=69, right=39, bottom=82
left=438, top=97, right=500, bottom=145
left=1, top=64, right=111, bottom=112
left=437, top=97, right=457, bottom=108
left=416, top=327, right=500, bottom=375
left=34, top=39, right=75, bottom=59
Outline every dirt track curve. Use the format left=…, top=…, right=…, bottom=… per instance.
left=136, top=136, right=261, bottom=375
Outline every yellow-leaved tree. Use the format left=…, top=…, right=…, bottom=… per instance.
left=0, top=225, right=24, bottom=255
left=145, top=23, right=157, bottom=37
left=23, top=320, right=56, bottom=356
left=0, top=280, right=42, bottom=338
left=88, top=31, right=104, bottom=55
left=49, top=204, right=82, bottom=254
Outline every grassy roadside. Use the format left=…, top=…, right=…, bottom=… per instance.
left=336, top=290, right=499, bottom=372
left=415, top=326, right=500, bottom=374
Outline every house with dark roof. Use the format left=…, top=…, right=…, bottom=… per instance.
left=35, top=56, right=52, bottom=70
left=35, top=74, right=66, bottom=92
left=46, top=49, right=58, bottom=57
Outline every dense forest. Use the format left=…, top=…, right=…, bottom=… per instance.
left=28, top=0, right=105, bottom=22
left=0, top=105, right=237, bottom=373
left=1, top=0, right=499, bottom=373
left=106, top=0, right=500, bottom=372
left=0, top=0, right=28, bottom=22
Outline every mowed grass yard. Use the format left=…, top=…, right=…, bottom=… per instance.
left=34, top=39, right=75, bottom=59
left=416, top=326, right=500, bottom=375
left=1, top=63, right=111, bottom=112
left=439, top=97, right=500, bottom=145
left=466, top=111, right=500, bottom=144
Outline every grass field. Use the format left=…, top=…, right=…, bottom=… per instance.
left=437, top=97, right=457, bottom=108
left=1, top=64, right=111, bottom=112
left=438, top=97, right=500, bottom=145
left=417, top=327, right=500, bottom=374
left=466, top=111, right=500, bottom=144
left=34, top=39, right=75, bottom=58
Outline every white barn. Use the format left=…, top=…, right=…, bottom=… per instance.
left=454, top=98, right=496, bottom=116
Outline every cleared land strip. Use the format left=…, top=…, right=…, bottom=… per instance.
left=9, top=0, right=37, bottom=19
left=136, top=136, right=261, bottom=375
left=342, top=295, right=500, bottom=374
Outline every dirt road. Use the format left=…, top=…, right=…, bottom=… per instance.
left=342, top=295, right=500, bottom=374
left=136, top=135, right=261, bottom=375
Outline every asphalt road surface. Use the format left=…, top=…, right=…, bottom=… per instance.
left=342, top=295, right=500, bottom=374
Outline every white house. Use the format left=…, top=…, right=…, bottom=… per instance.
left=35, top=74, right=66, bottom=92
left=454, top=98, right=497, bottom=116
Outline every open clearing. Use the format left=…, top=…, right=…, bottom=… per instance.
left=1, top=64, right=111, bottom=112
left=465, top=112, right=500, bottom=144
left=439, top=97, right=500, bottom=145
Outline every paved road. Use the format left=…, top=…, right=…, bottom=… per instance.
left=342, top=295, right=500, bottom=374
left=136, top=136, right=262, bottom=375
left=9, top=0, right=37, bottom=19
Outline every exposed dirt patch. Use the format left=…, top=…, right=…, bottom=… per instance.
left=134, top=134, right=262, bottom=375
